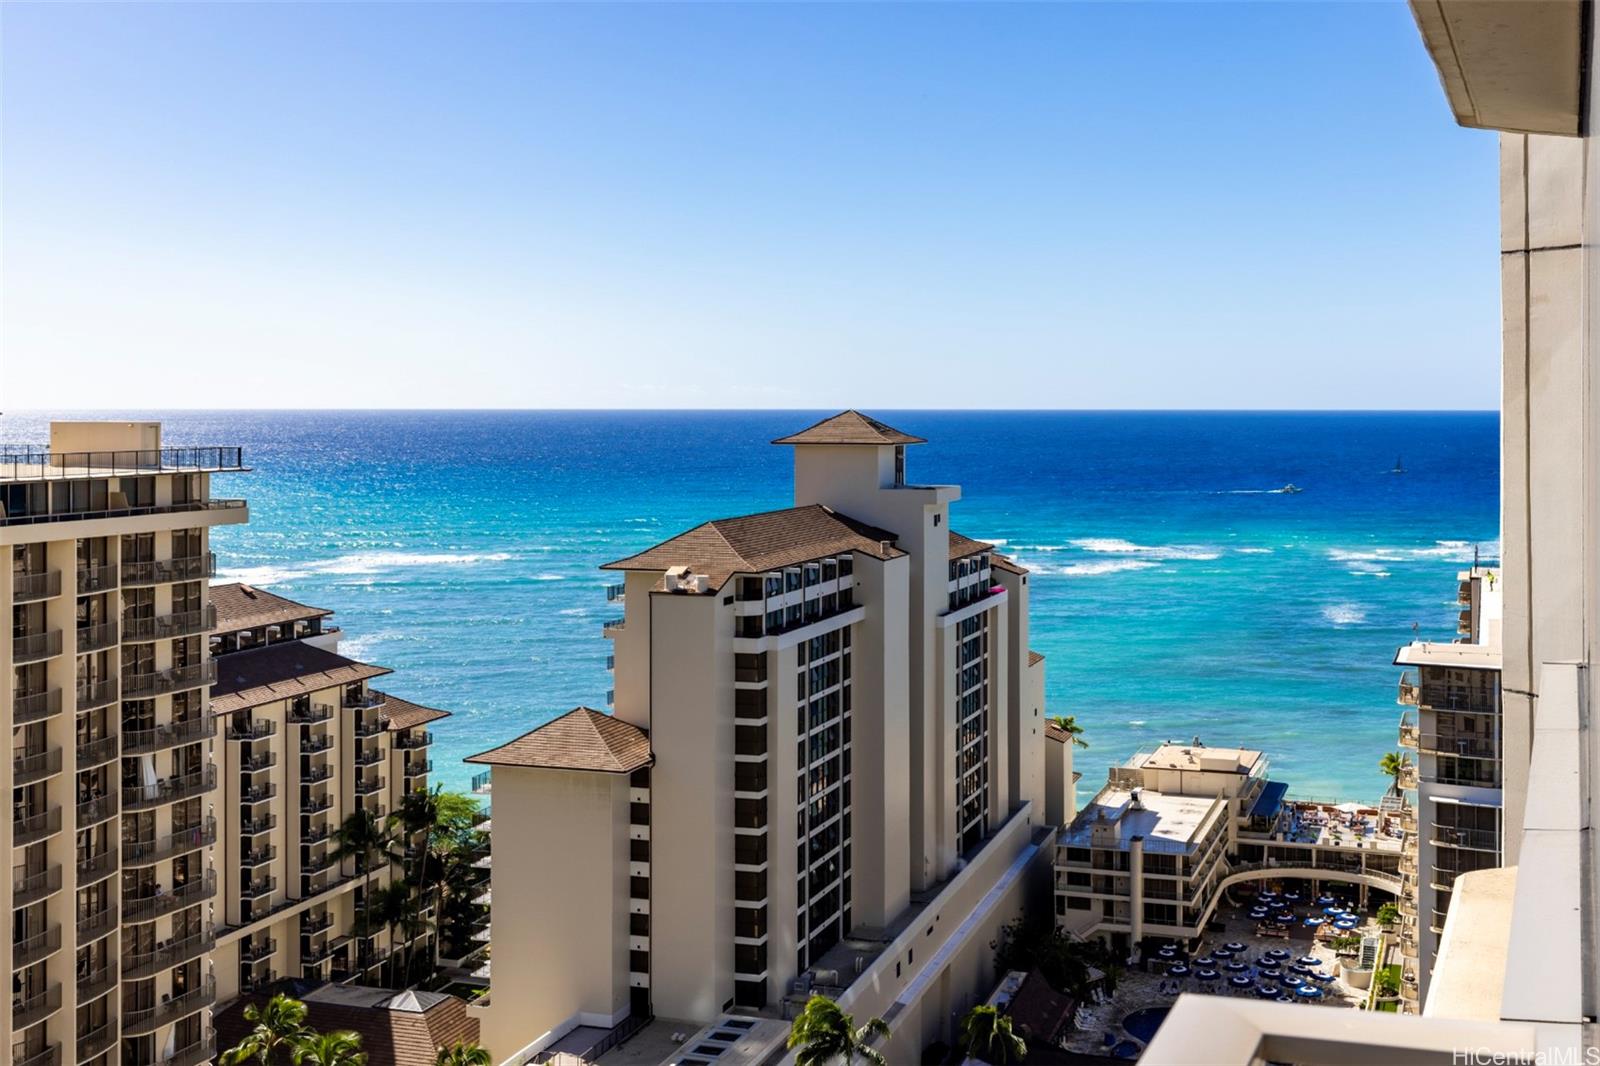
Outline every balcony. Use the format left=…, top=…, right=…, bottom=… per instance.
left=76, top=733, right=118, bottom=769
left=122, top=978, right=217, bottom=1037
left=14, top=925, right=62, bottom=967
left=75, top=905, right=115, bottom=944
left=603, top=616, right=626, bottom=637
left=78, top=1021, right=116, bottom=1061
left=12, top=630, right=61, bottom=665
left=300, top=735, right=333, bottom=755
left=74, top=679, right=117, bottom=712
left=229, top=719, right=277, bottom=741
left=76, top=847, right=117, bottom=887
left=122, top=871, right=217, bottom=922
left=302, top=822, right=331, bottom=845
left=122, top=605, right=216, bottom=642
left=13, top=808, right=61, bottom=847
left=352, top=747, right=383, bottom=767
left=346, top=691, right=384, bottom=712
left=303, top=934, right=350, bottom=966
left=13, top=747, right=62, bottom=787
left=471, top=770, right=491, bottom=795
left=0, top=445, right=245, bottom=480
left=302, top=794, right=333, bottom=816
left=241, top=875, right=277, bottom=901
left=1418, top=733, right=1500, bottom=759
left=123, top=817, right=217, bottom=866
left=301, top=853, right=336, bottom=877
left=353, top=717, right=384, bottom=738
left=242, top=971, right=280, bottom=995
left=123, top=767, right=216, bottom=811
left=1398, top=710, right=1419, bottom=749
left=12, top=1045, right=57, bottom=1066
left=1397, top=762, right=1418, bottom=790
left=10, top=985, right=61, bottom=1030
left=241, top=938, right=278, bottom=964
left=12, top=865, right=61, bottom=909
left=289, top=704, right=334, bottom=726
left=158, top=1030, right=216, bottom=1066
left=120, top=555, right=215, bottom=587
left=403, top=760, right=432, bottom=778
left=122, top=715, right=215, bottom=754
left=14, top=689, right=62, bottom=725
left=302, top=911, right=335, bottom=935
left=241, top=783, right=278, bottom=805
left=122, top=925, right=216, bottom=979
left=77, top=962, right=117, bottom=1005
left=241, top=845, right=277, bottom=868
left=74, top=794, right=118, bottom=829
left=74, top=564, right=117, bottom=595
left=302, top=764, right=333, bottom=785
left=354, top=775, right=386, bottom=796
left=393, top=730, right=432, bottom=750
left=122, top=660, right=216, bottom=699
left=1430, top=825, right=1500, bottom=852
left=11, top=570, right=60, bottom=603
left=240, top=814, right=278, bottom=837
left=74, top=622, right=118, bottom=654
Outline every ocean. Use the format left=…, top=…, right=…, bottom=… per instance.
left=3, top=410, right=1499, bottom=803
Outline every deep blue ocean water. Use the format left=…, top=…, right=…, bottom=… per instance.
left=3, top=410, right=1498, bottom=803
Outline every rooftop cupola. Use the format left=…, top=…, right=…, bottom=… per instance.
left=775, top=409, right=928, bottom=506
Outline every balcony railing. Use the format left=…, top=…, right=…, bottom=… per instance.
left=12, top=864, right=62, bottom=909
left=75, top=905, right=116, bottom=943
left=300, top=735, right=334, bottom=755
left=0, top=445, right=245, bottom=479
left=603, top=616, right=626, bottom=636
left=354, top=775, right=386, bottom=796
left=240, top=938, right=277, bottom=963
left=10, top=985, right=61, bottom=1030
left=241, top=846, right=277, bottom=868
left=240, top=876, right=277, bottom=900
left=13, top=808, right=61, bottom=847
left=76, top=847, right=117, bottom=887
left=1414, top=681, right=1498, bottom=714
left=122, top=925, right=216, bottom=979
left=11, top=570, right=60, bottom=602
left=0, top=494, right=242, bottom=529
left=14, top=924, right=62, bottom=967
left=75, top=733, right=118, bottom=768
left=229, top=719, right=277, bottom=741
left=12, top=630, right=62, bottom=664
left=393, top=730, right=432, bottom=750
left=122, top=605, right=216, bottom=642
left=240, top=814, right=278, bottom=837
left=403, top=759, right=432, bottom=778
left=302, top=794, right=333, bottom=816
left=354, top=716, right=384, bottom=738
left=345, top=692, right=385, bottom=712
left=352, top=748, right=383, bottom=767
left=14, top=689, right=62, bottom=724
left=74, top=621, right=118, bottom=653
left=122, top=715, right=216, bottom=754
left=13, top=747, right=62, bottom=787
left=301, top=911, right=335, bottom=936
left=302, top=764, right=333, bottom=785
left=120, top=555, right=216, bottom=587
left=74, top=794, right=118, bottom=828
left=158, top=1029, right=217, bottom=1066
left=1430, top=825, right=1500, bottom=852
left=122, top=871, right=217, bottom=922
left=74, top=564, right=117, bottom=595
left=78, top=1022, right=116, bottom=1060
left=122, top=660, right=216, bottom=699
left=122, top=978, right=217, bottom=1037
left=122, top=767, right=217, bottom=811
left=242, top=751, right=278, bottom=773
left=241, top=783, right=278, bottom=805
left=12, top=1044, right=58, bottom=1066
left=74, top=679, right=117, bottom=711
left=1418, top=733, right=1500, bottom=759
left=289, top=704, right=334, bottom=726
left=76, top=961, right=117, bottom=1004
left=123, top=817, right=217, bottom=866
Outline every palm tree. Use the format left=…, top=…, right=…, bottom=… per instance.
left=1047, top=714, right=1088, bottom=749
left=960, top=1005, right=1027, bottom=1065
left=1379, top=751, right=1409, bottom=792
left=221, top=993, right=309, bottom=1065
left=389, top=785, right=442, bottom=984
left=332, top=807, right=396, bottom=983
left=291, top=1031, right=367, bottom=1066
left=435, top=1043, right=493, bottom=1066
left=787, top=994, right=890, bottom=1066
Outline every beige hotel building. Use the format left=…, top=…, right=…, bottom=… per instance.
left=467, top=412, right=1076, bottom=1063
left=2, top=420, right=450, bottom=1066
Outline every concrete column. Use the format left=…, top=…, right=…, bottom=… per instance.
left=1130, top=836, right=1146, bottom=956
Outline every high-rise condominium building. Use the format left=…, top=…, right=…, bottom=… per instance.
left=1, top=421, right=453, bottom=1066
left=467, top=412, right=1075, bottom=1063
left=1393, top=566, right=1503, bottom=1010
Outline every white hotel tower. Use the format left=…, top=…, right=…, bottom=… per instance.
left=469, top=412, right=1074, bottom=1063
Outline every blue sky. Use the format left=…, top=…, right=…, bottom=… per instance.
left=1, top=2, right=1499, bottom=410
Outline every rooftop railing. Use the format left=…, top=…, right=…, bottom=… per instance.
left=0, top=446, right=245, bottom=479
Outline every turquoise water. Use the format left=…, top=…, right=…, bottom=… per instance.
left=3, top=410, right=1498, bottom=802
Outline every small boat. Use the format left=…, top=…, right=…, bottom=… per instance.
left=1280, top=484, right=1303, bottom=495
left=1390, top=456, right=1406, bottom=475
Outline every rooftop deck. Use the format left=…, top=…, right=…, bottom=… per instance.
left=0, top=446, right=247, bottom=481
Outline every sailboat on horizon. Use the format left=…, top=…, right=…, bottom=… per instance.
left=1390, top=456, right=1406, bottom=475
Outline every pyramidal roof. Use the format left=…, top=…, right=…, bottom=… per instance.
left=772, top=410, right=926, bottom=446
left=465, top=707, right=652, bottom=774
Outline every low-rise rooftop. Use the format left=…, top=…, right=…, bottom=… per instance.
left=210, top=641, right=391, bottom=715
left=770, top=410, right=925, bottom=446
left=465, top=707, right=652, bottom=774
left=376, top=691, right=452, bottom=731
left=1135, top=743, right=1265, bottom=775
left=1062, top=786, right=1224, bottom=854
left=211, top=581, right=332, bottom=633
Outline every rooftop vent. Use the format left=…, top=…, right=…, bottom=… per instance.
left=1128, top=788, right=1145, bottom=811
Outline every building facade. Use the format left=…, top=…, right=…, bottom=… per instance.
left=468, top=412, right=1075, bottom=1063
left=1392, top=567, right=1503, bottom=1010
left=2, top=421, right=452, bottom=1066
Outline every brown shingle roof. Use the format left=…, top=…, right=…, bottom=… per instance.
left=1028, top=649, right=1045, bottom=667
left=949, top=530, right=994, bottom=560
left=210, top=582, right=331, bottom=633
left=991, top=553, right=1028, bottom=576
left=1007, top=970, right=1076, bottom=1045
left=601, top=504, right=903, bottom=592
left=216, top=988, right=478, bottom=1066
left=377, top=691, right=452, bottom=731
left=1045, top=720, right=1074, bottom=744
left=210, top=642, right=391, bottom=715
left=771, top=410, right=926, bottom=446
left=466, top=707, right=652, bottom=774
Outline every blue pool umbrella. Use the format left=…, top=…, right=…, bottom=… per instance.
left=1278, top=993, right=1295, bottom=1002
left=1309, top=971, right=1335, bottom=983
left=1250, top=910, right=1268, bottom=920
left=1318, top=895, right=1335, bottom=904
left=1224, top=942, right=1246, bottom=953
left=1323, top=906, right=1344, bottom=915
left=1335, top=919, right=1359, bottom=930
left=1297, top=955, right=1321, bottom=966
left=1255, top=983, right=1278, bottom=997
left=1195, top=956, right=1216, bottom=967
left=1196, top=969, right=1219, bottom=982
left=1290, top=964, right=1313, bottom=975
left=1168, top=965, right=1190, bottom=977
left=1259, top=890, right=1277, bottom=899
left=1158, top=946, right=1176, bottom=957
left=1230, top=975, right=1253, bottom=989
left=1213, top=949, right=1233, bottom=960
left=1268, top=948, right=1290, bottom=959
left=1304, top=917, right=1324, bottom=927
left=1283, top=975, right=1304, bottom=988
left=1223, top=960, right=1247, bottom=972
left=1285, top=892, right=1301, bottom=901
left=1295, top=984, right=1325, bottom=1000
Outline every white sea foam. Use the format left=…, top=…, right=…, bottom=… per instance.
left=1328, top=540, right=1497, bottom=568
left=1128, top=719, right=1147, bottom=727
left=1235, top=547, right=1274, bottom=555
left=1071, top=538, right=1220, bottom=561
left=1322, top=604, right=1368, bottom=626
left=314, top=551, right=514, bottom=574
left=533, top=573, right=565, bottom=581
left=217, top=565, right=311, bottom=585
left=1057, top=559, right=1162, bottom=577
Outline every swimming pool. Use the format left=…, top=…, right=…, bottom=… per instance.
left=1122, top=1006, right=1172, bottom=1044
